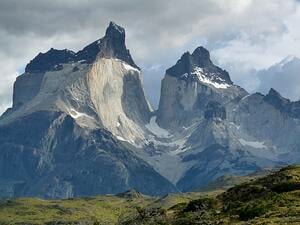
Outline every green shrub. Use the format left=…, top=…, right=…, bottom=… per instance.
left=271, top=182, right=300, bottom=193
left=238, top=201, right=268, bottom=220
left=183, top=198, right=217, bottom=212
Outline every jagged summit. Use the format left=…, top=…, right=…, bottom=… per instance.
left=267, top=88, right=287, bottom=99
left=191, top=46, right=211, bottom=67
left=105, top=21, right=125, bottom=37
left=264, top=88, right=290, bottom=109
left=99, top=21, right=138, bottom=68
left=263, top=88, right=300, bottom=119
left=166, top=46, right=232, bottom=86
left=25, top=22, right=138, bottom=73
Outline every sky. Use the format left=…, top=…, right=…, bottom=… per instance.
left=1, top=0, right=300, bottom=114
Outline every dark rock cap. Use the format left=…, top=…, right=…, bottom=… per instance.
left=166, top=46, right=232, bottom=85
left=105, top=21, right=125, bottom=39
left=25, top=48, right=75, bottom=73
left=98, top=21, right=139, bottom=68
left=25, top=21, right=139, bottom=73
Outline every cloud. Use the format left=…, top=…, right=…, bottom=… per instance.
left=212, top=2, right=300, bottom=93
left=0, top=0, right=300, bottom=114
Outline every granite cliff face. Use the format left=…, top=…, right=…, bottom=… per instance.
left=1, top=22, right=300, bottom=198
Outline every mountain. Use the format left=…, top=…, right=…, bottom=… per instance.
left=1, top=22, right=300, bottom=199
left=3, top=22, right=151, bottom=144
left=157, top=46, right=245, bottom=130
left=0, top=22, right=176, bottom=198
left=153, top=48, right=300, bottom=191
left=256, top=56, right=300, bottom=101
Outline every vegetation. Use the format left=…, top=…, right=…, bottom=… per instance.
left=0, top=165, right=300, bottom=224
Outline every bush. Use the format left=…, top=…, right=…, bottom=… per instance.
left=183, top=198, right=217, bottom=212
left=271, top=182, right=300, bottom=193
left=238, top=201, right=268, bottom=220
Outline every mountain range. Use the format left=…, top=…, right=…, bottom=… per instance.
left=256, top=55, right=300, bottom=101
left=1, top=22, right=300, bottom=198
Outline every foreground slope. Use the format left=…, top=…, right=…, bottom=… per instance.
left=0, top=165, right=299, bottom=224
left=122, top=165, right=300, bottom=225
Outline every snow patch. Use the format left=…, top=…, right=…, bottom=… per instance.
left=115, top=134, right=135, bottom=145
left=241, top=94, right=250, bottom=101
left=239, top=138, right=267, bottom=149
left=69, top=109, right=94, bottom=119
left=122, top=62, right=140, bottom=73
left=191, top=67, right=230, bottom=89
left=146, top=116, right=170, bottom=138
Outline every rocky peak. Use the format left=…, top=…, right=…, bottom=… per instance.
left=166, top=51, right=193, bottom=78
left=263, top=88, right=300, bottom=119
left=264, top=88, right=290, bottom=111
left=166, top=46, right=232, bottom=85
left=267, top=88, right=286, bottom=99
left=98, top=21, right=138, bottom=68
left=76, top=21, right=138, bottom=68
left=105, top=21, right=125, bottom=40
left=191, top=46, right=211, bottom=68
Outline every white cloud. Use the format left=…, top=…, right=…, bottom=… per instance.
left=212, top=1, right=300, bottom=95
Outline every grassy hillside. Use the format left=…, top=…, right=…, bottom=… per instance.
left=0, top=165, right=300, bottom=224
left=122, top=165, right=300, bottom=225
